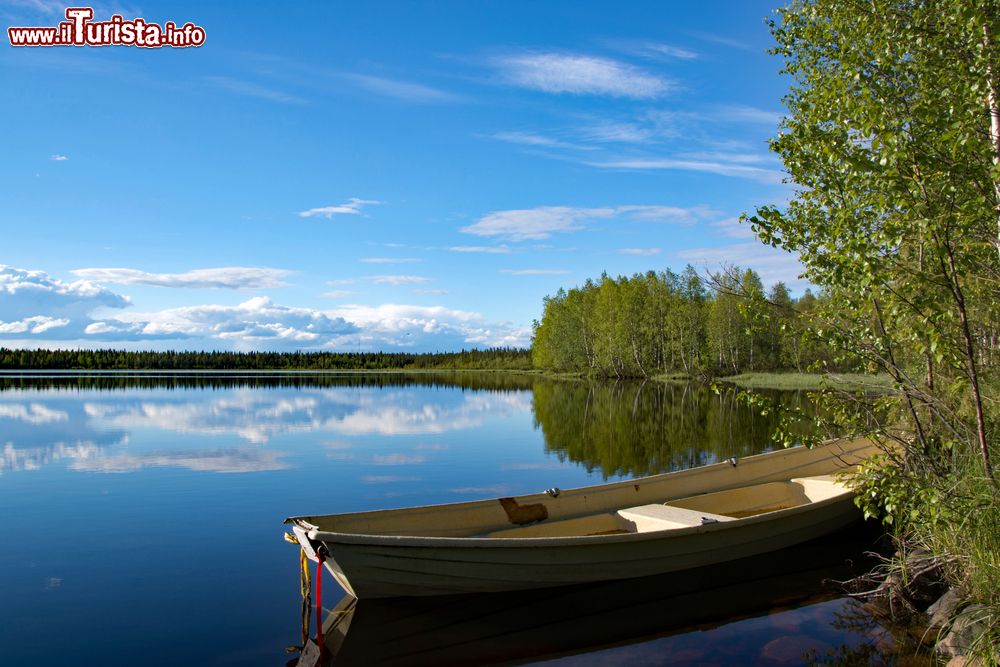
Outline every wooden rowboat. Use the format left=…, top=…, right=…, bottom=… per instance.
left=286, top=437, right=877, bottom=599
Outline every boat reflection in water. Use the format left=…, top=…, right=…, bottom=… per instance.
left=302, top=525, right=894, bottom=666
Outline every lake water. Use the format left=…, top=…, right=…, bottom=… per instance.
left=0, top=373, right=904, bottom=665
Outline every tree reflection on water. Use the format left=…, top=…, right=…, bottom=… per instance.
left=532, top=379, right=818, bottom=478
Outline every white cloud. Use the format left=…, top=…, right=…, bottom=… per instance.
left=619, top=248, right=662, bottom=256
left=496, top=52, right=671, bottom=98
left=414, top=288, right=448, bottom=295
left=328, top=303, right=531, bottom=349
left=500, top=269, right=571, bottom=276
left=447, top=245, right=511, bottom=254
left=0, top=265, right=130, bottom=338
left=298, top=198, right=381, bottom=219
left=3, top=264, right=531, bottom=351
left=0, top=315, right=70, bottom=334
left=49, top=154, right=68, bottom=161
left=370, top=275, right=431, bottom=285
left=360, top=258, right=420, bottom=264
left=346, top=74, right=459, bottom=103
left=71, top=267, right=292, bottom=289
left=461, top=205, right=714, bottom=240
left=106, top=296, right=358, bottom=344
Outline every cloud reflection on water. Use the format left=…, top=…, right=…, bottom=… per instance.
left=0, top=387, right=532, bottom=474
left=69, top=448, right=291, bottom=474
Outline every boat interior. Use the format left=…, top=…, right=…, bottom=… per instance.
left=483, top=475, right=847, bottom=538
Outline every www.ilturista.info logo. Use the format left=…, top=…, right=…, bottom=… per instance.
left=7, top=7, right=205, bottom=48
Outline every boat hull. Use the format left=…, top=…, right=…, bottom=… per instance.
left=289, top=438, right=878, bottom=599
left=299, top=494, right=859, bottom=598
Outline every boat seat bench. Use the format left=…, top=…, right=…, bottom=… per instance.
left=616, top=504, right=733, bottom=531
left=482, top=476, right=846, bottom=538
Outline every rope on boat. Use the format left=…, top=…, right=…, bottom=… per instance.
left=301, top=548, right=313, bottom=647
left=282, top=532, right=314, bottom=654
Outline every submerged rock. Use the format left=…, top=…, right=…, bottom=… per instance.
left=927, top=589, right=963, bottom=632
left=938, top=604, right=989, bottom=659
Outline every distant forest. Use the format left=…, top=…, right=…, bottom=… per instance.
left=1, top=264, right=843, bottom=378
left=531, top=265, right=846, bottom=378
left=0, top=347, right=532, bottom=371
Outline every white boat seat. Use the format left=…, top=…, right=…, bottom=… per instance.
left=617, top=504, right=734, bottom=532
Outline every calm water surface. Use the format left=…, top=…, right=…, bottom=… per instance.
left=0, top=373, right=899, bottom=665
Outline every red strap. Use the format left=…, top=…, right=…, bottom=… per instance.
left=315, top=550, right=324, bottom=651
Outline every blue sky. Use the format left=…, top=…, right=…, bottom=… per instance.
left=0, top=0, right=800, bottom=352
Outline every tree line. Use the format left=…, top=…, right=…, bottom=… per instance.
left=531, top=265, right=844, bottom=378
left=0, top=347, right=532, bottom=371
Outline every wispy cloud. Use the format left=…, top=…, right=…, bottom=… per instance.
left=49, top=154, right=68, bottom=161
left=206, top=76, right=306, bottom=105
left=500, top=269, right=571, bottom=276
left=447, top=245, right=511, bottom=254
left=322, top=290, right=357, bottom=299
left=675, top=150, right=769, bottom=164
left=490, top=131, right=588, bottom=151
left=414, top=288, right=448, bottom=295
left=370, top=275, right=431, bottom=285
left=298, top=198, right=382, bottom=219
left=677, top=242, right=806, bottom=290
left=461, top=205, right=714, bottom=240
left=495, top=52, right=671, bottom=98
left=346, top=74, right=460, bottom=103
left=588, top=157, right=784, bottom=184
left=580, top=121, right=652, bottom=144
left=711, top=216, right=756, bottom=240
left=71, top=267, right=292, bottom=290
left=689, top=31, right=755, bottom=52
left=462, top=206, right=616, bottom=240
left=711, top=105, right=782, bottom=126
left=640, top=43, right=699, bottom=60
left=619, top=247, right=662, bottom=256
left=360, top=257, right=420, bottom=264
